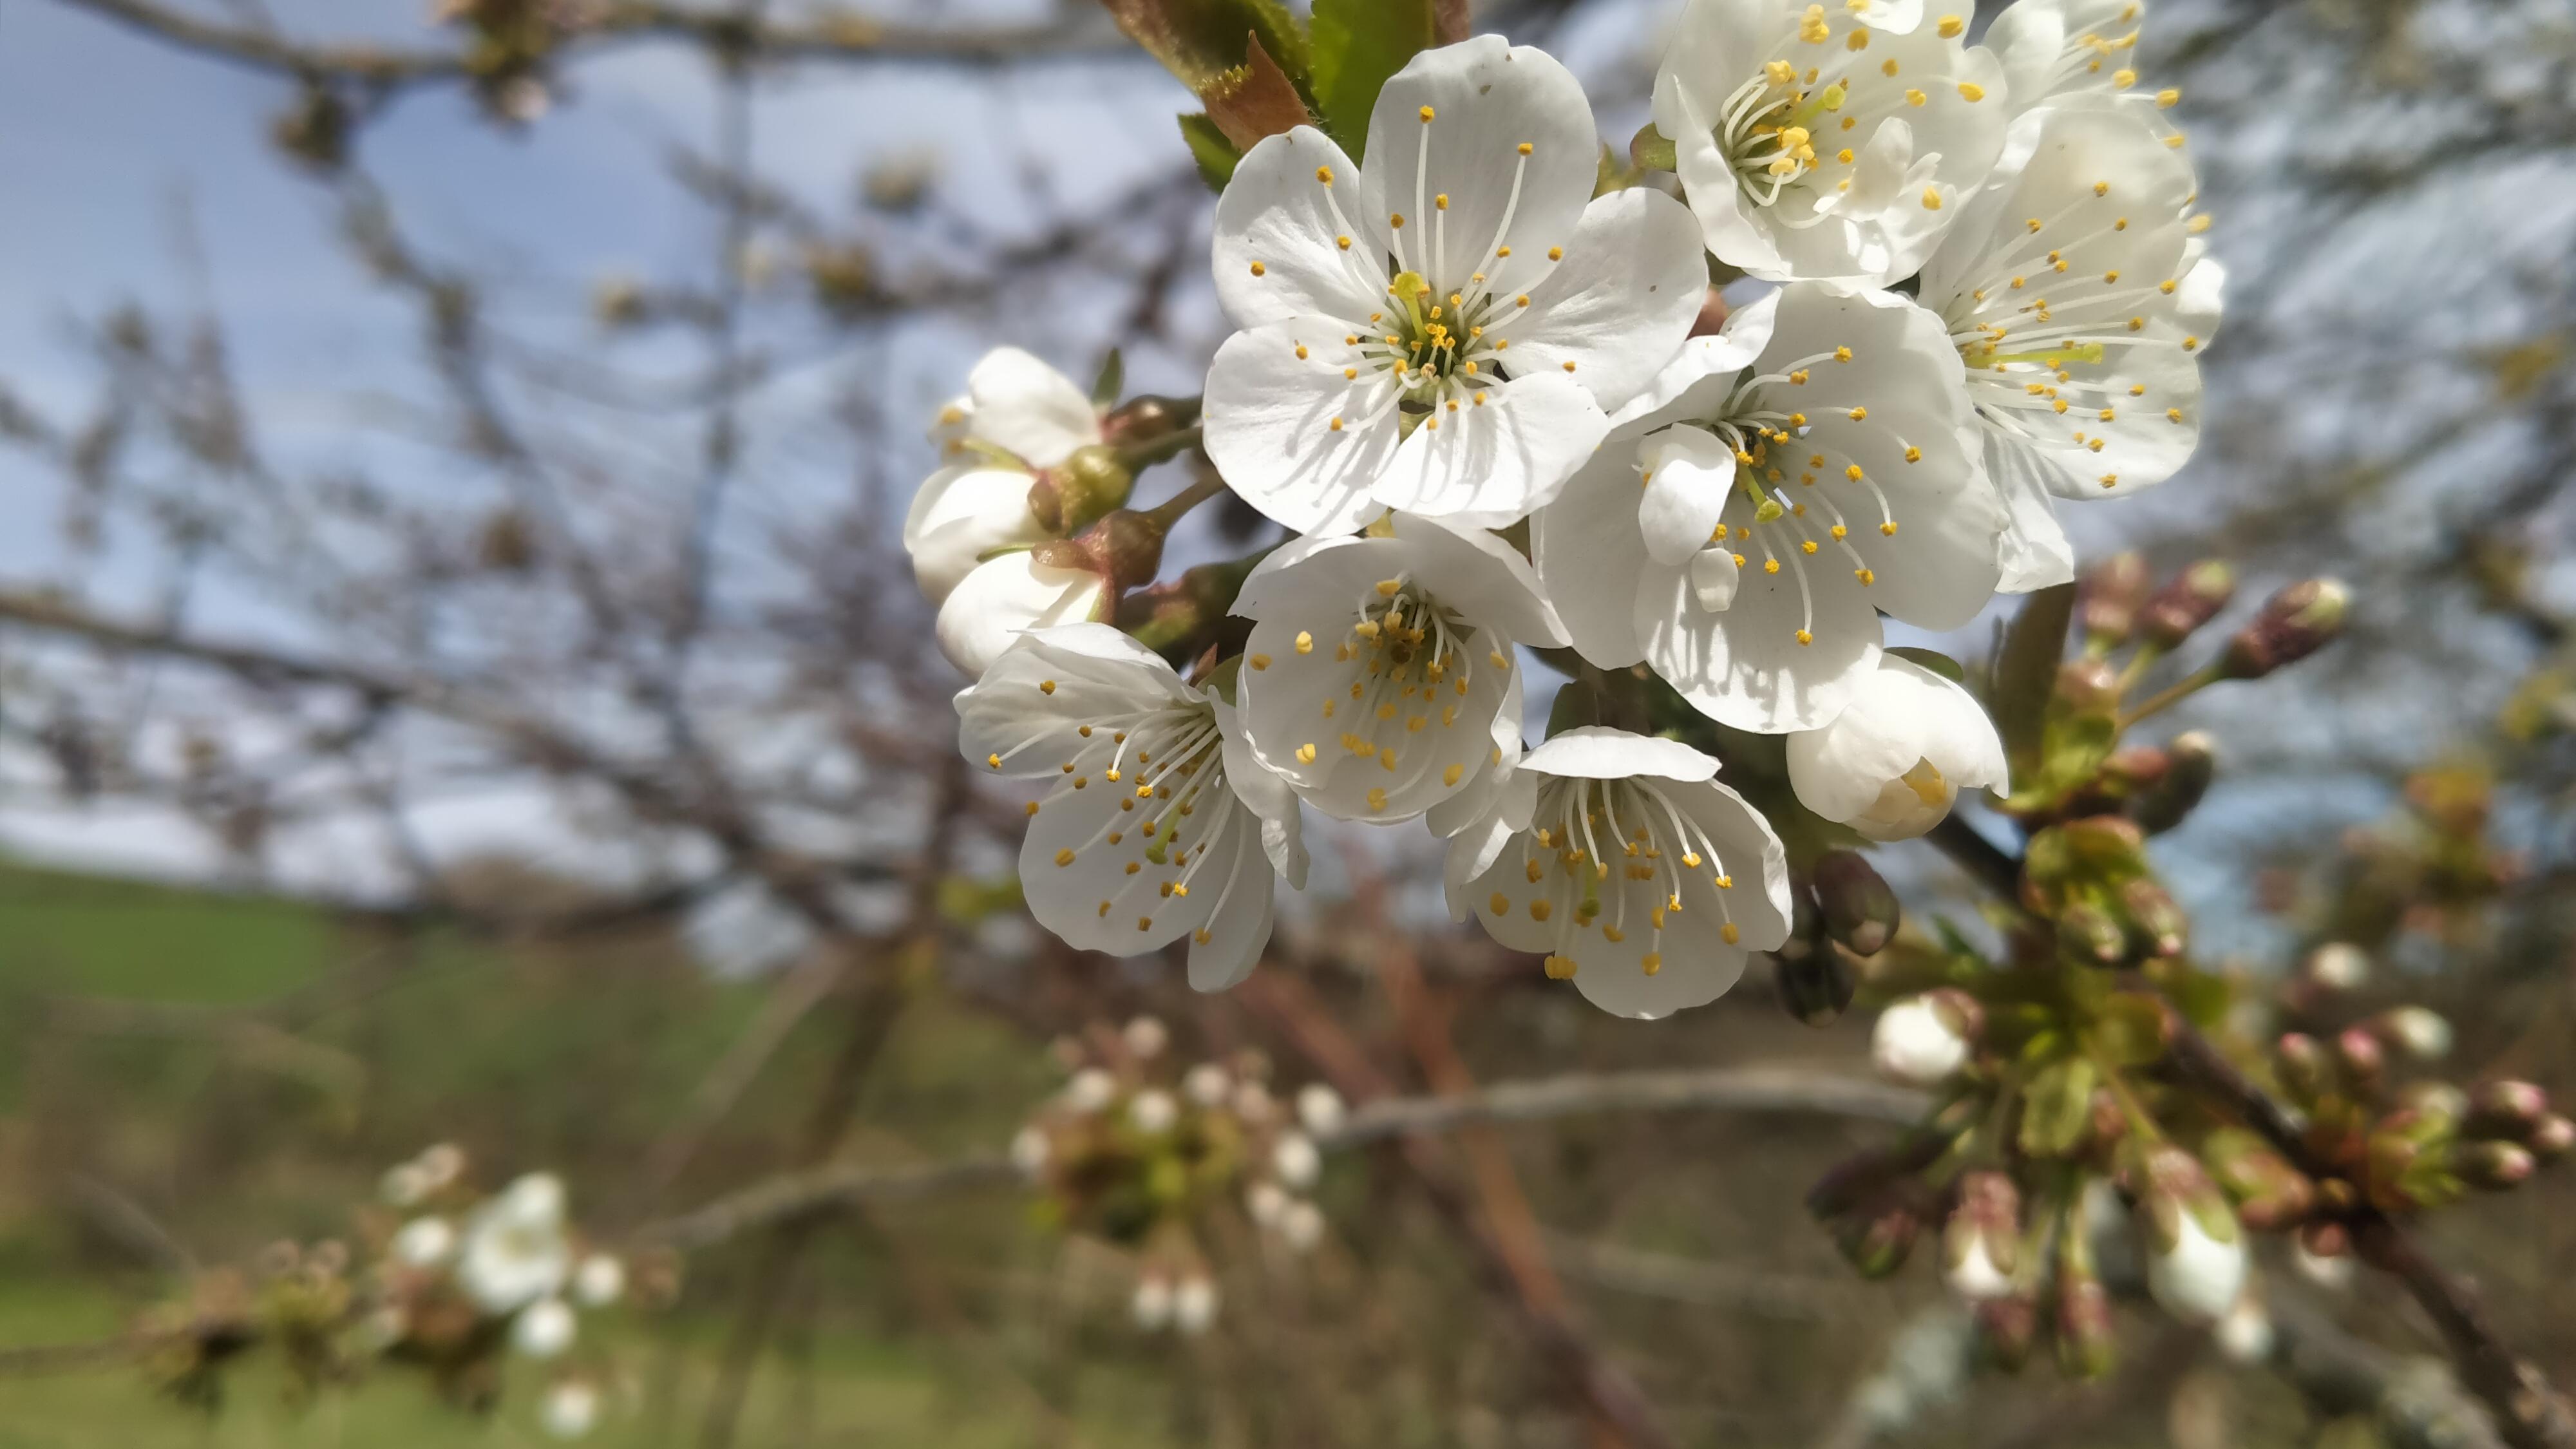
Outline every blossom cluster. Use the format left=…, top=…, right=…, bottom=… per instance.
left=1010, top=1016, right=1346, bottom=1334
left=135, top=1145, right=643, bottom=1439
left=916, top=0, right=2218, bottom=1019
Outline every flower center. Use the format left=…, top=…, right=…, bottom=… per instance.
left=1281, top=575, right=1506, bottom=815
left=1643, top=343, right=1909, bottom=647
left=1495, top=776, right=1741, bottom=982
left=1940, top=194, right=2200, bottom=490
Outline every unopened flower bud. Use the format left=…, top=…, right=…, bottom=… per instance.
left=1976, top=1294, right=2041, bottom=1372
left=2370, top=1006, right=2452, bottom=1062
left=2080, top=551, right=2153, bottom=647
left=1832, top=1191, right=1926, bottom=1279
left=1295, top=1083, right=1347, bottom=1138
left=1182, top=1063, right=1231, bottom=1108
left=2458, top=1139, right=2536, bottom=1190
left=1065, top=1067, right=1116, bottom=1114
left=1131, top=1274, right=1173, bottom=1330
left=2465, top=1080, right=2548, bottom=1139
left=2062, top=815, right=2147, bottom=871
left=2054, top=1249, right=2117, bottom=1380
left=2201, top=1128, right=2317, bottom=1230
left=2396, top=1080, right=2468, bottom=1124
left=1813, top=850, right=1900, bottom=956
left=1027, top=444, right=1134, bottom=535
left=2056, top=902, right=2129, bottom=968
left=2128, top=730, right=2215, bottom=834
left=2116, top=877, right=2189, bottom=960
left=2530, top=1115, right=2575, bottom=1161
left=1172, top=1275, right=1219, bottom=1336
left=1009, top=1124, right=1051, bottom=1177
left=2220, top=578, right=2348, bottom=680
left=2333, top=1025, right=2384, bottom=1084
left=2139, top=560, right=2236, bottom=649
left=1871, top=990, right=1982, bottom=1086
left=1128, top=1089, right=1178, bottom=1135
left=2054, top=657, right=2122, bottom=719
left=2273, top=1032, right=2331, bottom=1105
left=2215, top=1289, right=2275, bottom=1365
left=2098, top=744, right=2170, bottom=800
left=1099, top=393, right=1196, bottom=449
left=1272, top=1131, right=1321, bottom=1189
left=1943, top=1171, right=2021, bottom=1301
left=2302, top=941, right=2370, bottom=991
left=1122, top=1016, right=1169, bottom=1060
left=1776, top=947, right=1857, bottom=1027
left=2139, top=1148, right=2247, bottom=1323
left=2294, top=1233, right=2355, bottom=1289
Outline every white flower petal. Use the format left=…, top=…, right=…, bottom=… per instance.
left=933, top=556, right=1108, bottom=679
left=1359, top=37, right=1599, bottom=302
left=905, top=465, right=1046, bottom=603
left=1531, top=446, right=1656, bottom=668
left=1203, top=317, right=1406, bottom=535
left=1640, top=553, right=1883, bottom=732
left=1638, top=424, right=1738, bottom=567
left=1520, top=726, right=1719, bottom=782
left=1988, top=435, right=2079, bottom=592
left=965, top=346, right=1099, bottom=469
left=1786, top=655, right=2007, bottom=839
left=1213, top=126, right=1388, bottom=330
left=1370, top=372, right=1607, bottom=524
left=1502, top=187, right=1707, bottom=412
left=1689, top=546, right=1743, bottom=612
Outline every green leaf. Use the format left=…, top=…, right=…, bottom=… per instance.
left=1177, top=112, right=1242, bottom=189
left=2020, top=1056, right=2099, bottom=1157
left=1090, top=348, right=1124, bottom=410
left=1100, top=0, right=1310, bottom=93
left=1988, top=582, right=2074, bottom=781
left=1309, top=0, right=1437, bottom=160
left=2092, top=992, right=2170, bottom=1067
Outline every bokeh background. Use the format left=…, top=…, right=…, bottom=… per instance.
left=1, top=0, right=2571, bottom=1444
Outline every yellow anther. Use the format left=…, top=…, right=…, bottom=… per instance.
left=1640, top=952, right=1663, bottom=976
left=1847, top=406, right=1868, bottom=421
left=1249, top=261, right=1267, bottom=276
left=1938, top=12, right=1963, bottom=35
left=1906, top=88, right=1926, bottom=105
left=1054, top=848, right=1076, bottom=867
left=1921, top=186, right=1943, bottom=211
left=1315, top=165, right=1333, bottom=184
left=1517, top=142, right=1533, bottom=155
left=1038, top=679, right=1056, bottom=695
left=1958, top=81, right=1985, bottom=100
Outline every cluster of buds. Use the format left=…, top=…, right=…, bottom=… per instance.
left=1011, top=1016, right=1343, bottom=1335
left=137, top=1240, right=356, bottom=1410
left=428, top=0, right=603, bottom=122
left=2297, top=766, right=2521, bottom=956
left=2020, top=816, right=2188, bottom=969
left=906, top=348, right=1217, bottom=677
left=2244, top=956, right=2572, bottom=1238
left=1772, top=849, right=1901, bottom=1026
left=133, top=1147, right=652, bottom=1438
left=2000, top=554, right=2344, bottom=830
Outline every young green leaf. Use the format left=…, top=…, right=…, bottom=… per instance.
left=1177, top=113, right=1243, bottom=189
left=1309, top=0, right=1438, bottom=160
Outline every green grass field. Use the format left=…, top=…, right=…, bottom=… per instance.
left=0, top=860, right=1176, bottom=1446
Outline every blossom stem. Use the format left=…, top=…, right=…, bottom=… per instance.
left=1137, top=459, right=1222, bottom=531
left=2115, top=662, right=2221, bottom=730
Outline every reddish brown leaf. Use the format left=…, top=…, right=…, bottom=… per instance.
left=1201, top=32, right=1312, bottom=151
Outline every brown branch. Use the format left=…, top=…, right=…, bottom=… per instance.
left=625, top=1063, right=1927, bottom=1253
left=52, top=0, right=1128, bottom=92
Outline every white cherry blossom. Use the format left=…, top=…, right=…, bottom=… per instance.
left=905, top=347, right=1099, bottom=602
left=1654, top=0, right=2009, bottom=286
left=934, top=552, right=1109, bottom=679
left=1917, top=101, right=2217, bottom=589
left=1987, top=0, right=2179, bottom=124
left=1871, top=993, right=1972, bottom=1083
left=1204, top=37, right=1705, bottom=534
left=1533, top=283, right=2003, bottom=733
left=542, top=1381, right=602, bottom=1441
left=455, top=1173, right=572, bottom=1315
left=1232, top=513, right=1566, bottom=826
left=512, top=1297, right=577, bottom=1359
left=1446, top=728, right=1792, bottom=1019
left=1786, top=654, right=2008, bottom=839
left=954, top=625, right=1306, bottom=991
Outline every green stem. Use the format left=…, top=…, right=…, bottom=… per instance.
left=2116, top=661, right=2221, bottom=730
left=1139, top=465, right=1223, bottom=531
left=1120, top=421, right=1204, bottom=474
